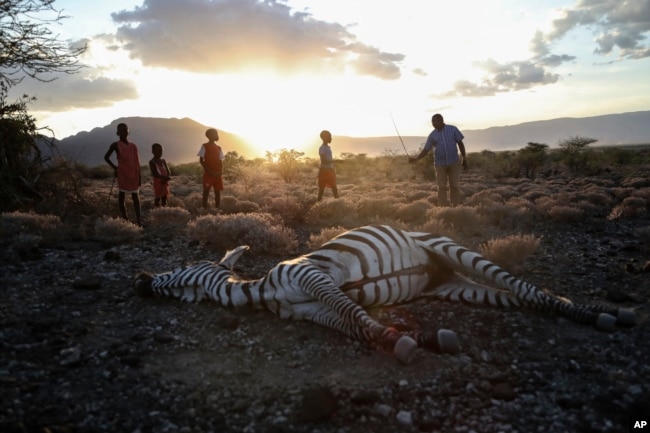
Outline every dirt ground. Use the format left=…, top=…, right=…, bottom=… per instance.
left=1, top=209, right=649, bottom=433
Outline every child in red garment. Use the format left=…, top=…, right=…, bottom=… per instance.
left=104, top=123, right=142, bottom=225
left=149, top=143, right=171, bottom=207
left=197, top=128, right=225, bottom=210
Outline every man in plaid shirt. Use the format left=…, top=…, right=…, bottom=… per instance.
left=409, top=114, right=467, bottom=206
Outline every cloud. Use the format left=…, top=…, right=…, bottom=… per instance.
left=13, top=71, right=138, bottom=111
left=110, top=0, right=404, bottom=79
left=547, top=0, right=650, bottom=60
left=435, top=0, right=649, bottom=99
left=438, top=59, right=561, bottom=98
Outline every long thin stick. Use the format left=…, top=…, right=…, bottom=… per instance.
left=389, top=110, right=410, bottom=158
left=109, top=175, right=116, bottom=198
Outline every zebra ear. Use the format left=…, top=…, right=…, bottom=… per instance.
left=219, top=245, right=250, bottom=270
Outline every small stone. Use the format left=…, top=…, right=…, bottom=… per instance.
left=59, top=346, right=82, bottom=366
left=396, top=410, right=413, bottom=426
left=375, top=404, right=393, bottom=417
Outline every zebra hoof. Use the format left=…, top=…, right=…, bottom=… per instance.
left=438, top=329, right=461, bottom=354
left=394, top=336, right=418, bottom=365
left=616, top=309, right=636, bottom=327
left=596, top=313, right=617, bottom=332
left=133, top=272, right=154, bottom=297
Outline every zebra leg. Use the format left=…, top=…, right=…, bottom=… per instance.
left=416, top=237, right=636, bottom=330
left=290, top=297, right=459, bottom=365
left=430, top=275, right=524, bottom=308
left=433, top=274, right=633, bottom=331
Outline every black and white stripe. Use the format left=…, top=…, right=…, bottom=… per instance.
left=134, top=225, right=635, bottom=359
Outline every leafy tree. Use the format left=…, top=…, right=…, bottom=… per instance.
left=337, top=152, right=367, bottom=181
left=517, top=142, right=548, bottom=179
left=223, top=150, right=245, bottom=182
left=265, top=149, right=304, bottom=183
left=1, top=0, right=86, bottom=209
left=558, top=136, right=598, bottom=174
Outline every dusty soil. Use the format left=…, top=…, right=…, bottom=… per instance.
left=1, top=213, right=649, bottom=432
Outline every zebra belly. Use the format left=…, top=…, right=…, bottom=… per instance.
left=342, top=271, right=432, bottom=307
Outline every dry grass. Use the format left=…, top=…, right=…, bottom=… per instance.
left=479, top=233, right=541, bottom=273
left=147, top=207, right=192, bottom=238
left=304, top=198, right=359, bottom=227
left=94, top=217, right=143, bottom=244
left=395, top=199, right=433, bottom=225
left=608, top=196, right=648, bottom=220
left=356, top=197, right=398, bottom=221
left=186, top=212, right=296, bottom=255
left=0, top=211, right=63, bottom=246
left=432, top=206, right=482, bottom=233
left=547, top=205, right=585, bottom=222
left=9, top=159, right=648, bottom=259
left=261, top=195, right=306, bottom=225
left=307, top=226, right=348, bottom=249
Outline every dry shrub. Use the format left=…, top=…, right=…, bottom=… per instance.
left=356, top=197, right=397, bottom=221
left=395, top=200, right=433, bottom=225
left=413, top=219, right=447, bottom=236
left=220, top=196, right=261, bottom=214
left=631, top=187, right=650, bottom=204
left=547, top=205, right=584, bottom=222
left=165, top=196, right=186, bottom=208
left=94, top=217, right=142, bottom=244
left=433, top=206, right=481, bottom=232
left=478, top=203, right=532, bottom=228
left=0, top=211, right=63, bottom=245
left=534, top=196, right=557, bottom=213
left=465, top=190, right=506, bottom=207
left=307, top=226, right=348, bottom=249
left=186, top=212, right=296, bottom=255
left=236, top=165, right=278, bottom=194
left=181, top=192, right=205, bottom=214
left=577, top=191, right=614, bottom=208
left=610, top=187, right=635, bottom=201
left=147, top=207, right=192, bottom=236
left=522, top=189, right=549, bottom=203
left=491, top=186, right=519, bottom=201
left=607, top=196, right=648, bottom=220
left=573, top=200, right=600, bottom=214
left=262, top=195, right=305, bottom=225
left=305, top=198, right=358, bottom=227
left=404, top=190, right=430, bottom=202
left=479, top=233, right=541, bottom=273
left=622, top=177, right=650, bottom=188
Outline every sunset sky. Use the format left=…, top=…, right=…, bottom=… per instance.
left=11, top=0, right=650, bottom=153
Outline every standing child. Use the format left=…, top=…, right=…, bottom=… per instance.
left=149, top=142, right=171, bottom=207
left=197, top=128, right=225, bottom=210
left=104, top=123, right=142, bottom=226
left=317, top=130, right=338, bottom=201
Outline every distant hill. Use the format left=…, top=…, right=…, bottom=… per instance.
left=463, top=111, right=650, bottom=151
left=333, top=111, right=650, bottom=156
left=55, top=111, right=650, bottom=166
left=54, top=117, right=255, bottom=167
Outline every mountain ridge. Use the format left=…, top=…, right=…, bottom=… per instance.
left=55, top=111, right=650, bottom=166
